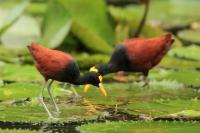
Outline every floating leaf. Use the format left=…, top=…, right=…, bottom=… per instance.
left=178, top=29, right=200, bottom=44
left=168, top=45, right=200, bottom=61
left=78, top=121, right=200, bottom=133
left=0, top=64, right=41, bottom=81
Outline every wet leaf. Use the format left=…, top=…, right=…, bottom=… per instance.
left=178, top=29, right=200, bottom=44
left=78, top=121, right=200, bottom=133
left=169, top=45, right=200, bottom=61
left=149, top=69, right=200, bottom=86
left=0, top=64, right=41, bottom=81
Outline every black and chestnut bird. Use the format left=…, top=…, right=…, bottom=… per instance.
left=85, top=34, right=174, bottom=91
left=27, top=43, right=107, bottom=119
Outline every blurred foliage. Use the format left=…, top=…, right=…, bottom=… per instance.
left=41, top=0, right=71, bottom=48
left=0, top=0, right=29, bottom=36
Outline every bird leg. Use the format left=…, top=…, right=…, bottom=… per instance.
left=38, top=80, right=54, bottom=119
left=47, top=79, right=60, bottom=115
left=142, top=76, right=149, bottom=87
left=142, top=71, right=149, bottom=87
left=70, top=85, right=82, bottom=103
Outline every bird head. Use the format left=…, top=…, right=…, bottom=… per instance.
left=84, top=67, right=107, bottom=96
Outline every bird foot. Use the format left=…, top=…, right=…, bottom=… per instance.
left=71, top=95, right=83, bottom=103
left=48, top=116, right=61, bottom=121
left=52, top=111, right=61, bottom=117
left=142, top=82, right=149, bottom=87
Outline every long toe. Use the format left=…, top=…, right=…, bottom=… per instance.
left=48, top=116, right=61, bottom=121
left=72, top=95, right=83, bottom=103
left=142, top=82, right=149, bottom=87
left=52, top=110, right=61, bottom=117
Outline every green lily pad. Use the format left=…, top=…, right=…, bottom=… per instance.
left=149, top=69, right=200, bottom=86
left=0, top=46, right=28, bottom=63
left=0, top=82, right=66, bottom=100
left=178, top=30, right=200, bottom=44
left=78, top=121, right=200, bottom=133
left=0, top=129, right=43, bottom=133
left=127, top=99, right=200, bottom=116
left=160, top=56, right=200, bottom=70
left=77, top=81, right=198, bottom=106
left=169, top=110, right=200, bottom=118
left=0, top=64, right=41, bottom=81
left=168, top=45, right=200, bottom=61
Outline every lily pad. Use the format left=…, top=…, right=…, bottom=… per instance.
left=178, top=29, right=200, bottom=44
left=0, top=129, right=43, bottom=133
left=78, top=121, right=200, bottom=133
left=149, top=69, right=200, bottom=86
left=168, top=45, right=200, bottom=61
left=127, top=99, right=200, bottom=116
left=0, top=64, right=41, bottom=81
left=160, top=56, right=200, bottom=70
left=0, top=46, right=28, bottom=63
left=0, top=82, right=66, bottom=100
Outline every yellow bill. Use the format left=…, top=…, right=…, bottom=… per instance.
left=99, top=83, right=107, bottom=96
left=84, top=84, right=91, bottom=92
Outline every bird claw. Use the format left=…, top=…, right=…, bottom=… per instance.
left=52, top=111, right=61, bottom=117
left=48, top=116, right=61, bottom=121
left=142, top=82, right=149, bottom=87
left=71, top=95, right=82, bottom=103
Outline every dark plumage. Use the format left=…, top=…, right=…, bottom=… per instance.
left=28, top=43, right=107, bottom=119
left=86, top=34, right=174, bottom=89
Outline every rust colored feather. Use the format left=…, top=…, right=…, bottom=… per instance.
left=28, top=43, right=74, bottom=80
left=122, top=34, right=174, bottom=71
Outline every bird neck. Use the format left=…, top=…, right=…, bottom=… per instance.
left=97, top=64, right=118, bottom=76
left=73, top=74, right=92, bottom=85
